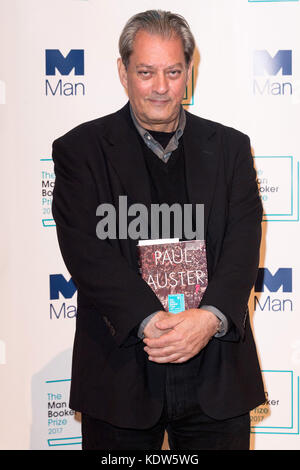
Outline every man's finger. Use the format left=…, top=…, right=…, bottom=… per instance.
left=148, top=352, right=182, bottom=363
left=169, top=356, right=188, bottom=364
left=143, top=329, right=177, bottom=348
left=144, top=345, right=176, bottom=357
left=155, top=315, right=184, bottom=330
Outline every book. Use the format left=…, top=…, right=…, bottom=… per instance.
left=137, top=238, right=208, bottom=314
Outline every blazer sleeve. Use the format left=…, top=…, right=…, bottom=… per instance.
left=51, top=134, right=164, bottom=348
left=199, top=132, right=263, bottom=341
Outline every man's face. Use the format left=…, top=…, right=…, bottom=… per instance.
left=118, top=30, right=193, bottom=132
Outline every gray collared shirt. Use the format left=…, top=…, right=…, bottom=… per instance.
left=129, top=104, right=186, bottom=163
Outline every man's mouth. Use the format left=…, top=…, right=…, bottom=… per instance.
left=148, top=98, right=170, bottom=105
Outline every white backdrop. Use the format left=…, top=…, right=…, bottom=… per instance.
left=0, top=0, right=299, bottom=450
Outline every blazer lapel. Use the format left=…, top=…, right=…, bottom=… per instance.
left=101, top=103, right=152, bottom=211
left=183, top=111, right=219, bottom=236
left=99, top=103, right=155, bottom=242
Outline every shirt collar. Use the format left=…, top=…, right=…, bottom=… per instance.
left=129, top=103, right=186, bottom=163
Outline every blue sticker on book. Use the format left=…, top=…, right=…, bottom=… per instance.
left=168, top=294, right=185, bottom=313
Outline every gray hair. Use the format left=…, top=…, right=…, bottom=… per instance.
left=119, top=10, right=195, bottom=69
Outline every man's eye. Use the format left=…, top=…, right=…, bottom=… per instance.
left=138, top=71, right=152, bottom=78
left=168, top=70, right=181, bottom=78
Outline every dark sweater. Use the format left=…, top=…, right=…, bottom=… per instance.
left=138, top=129, right=202, bottom=420
left=141, top=129, right=194, bottom=241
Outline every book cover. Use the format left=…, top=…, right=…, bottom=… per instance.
left=137, top=239, right=208, bottom=314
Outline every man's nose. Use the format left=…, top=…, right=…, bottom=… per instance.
left=152, top=72, right=169, bottom=94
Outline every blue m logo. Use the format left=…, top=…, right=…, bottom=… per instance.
left=254, top=50, right=292, bottom=76
left=255, top=268, right=292, bottom=293
left=50, top=274, right=77, bottom=300
left=45, top=49, right=84, bottom=76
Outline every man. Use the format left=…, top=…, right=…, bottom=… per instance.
left=52, top=10, right=265, bottom=450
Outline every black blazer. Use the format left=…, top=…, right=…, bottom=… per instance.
left=52, top=102, right=265, bottom=428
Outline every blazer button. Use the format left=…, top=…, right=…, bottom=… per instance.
left=103, top=315, right=116, bottom=336
left=110, top=326, right=116, bottom=336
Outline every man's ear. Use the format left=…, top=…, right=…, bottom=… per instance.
left=117, top=58, right=128, bottom=90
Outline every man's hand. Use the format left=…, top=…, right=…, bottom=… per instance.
left=143, top=308, right=220, bottom=364
left=143, top=310, right=174, bottom=339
